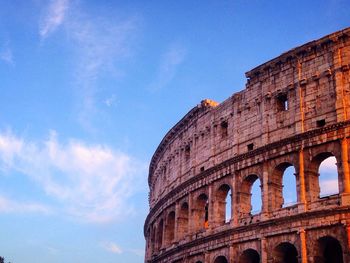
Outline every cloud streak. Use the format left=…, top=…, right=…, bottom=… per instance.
left=150, top=43, right=187, bottom=91
left=0, top=130, right=146, bottom=223
left=39, top=0, right=69, bottom=38
left=0, top=41, right=14, bottom=65
left=101, top=241, right=123, bottom=254
left=0, top=195, right=51, bottom=214
left=64, top=8, right=138, bottom=131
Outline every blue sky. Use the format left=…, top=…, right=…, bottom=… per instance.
left=0, top=1, right=349, bottom=262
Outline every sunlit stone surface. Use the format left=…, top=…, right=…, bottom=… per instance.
left=144, top=27, right=350, bottom=263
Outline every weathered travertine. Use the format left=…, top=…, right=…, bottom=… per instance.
left=144, top=28, right=350, bottom=263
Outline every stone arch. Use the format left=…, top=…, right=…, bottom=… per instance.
left=269, top=162, right=297, bottom=211
left=214, top=183, right=232, bottom=226
left=155, top=219, right=164, bottom=251
left=177, top=201, right=189, bottom=240
left=319, top=156, right=339, bottom=197
left=213, top=255, right=228, bottom=263
left=273, top=242, right=298, bottom=263
left=308, top=152, right=340, bottom=201
left=239, top=174, right=262, bottom=216
left=165, top=210, right=175, bottom=245
left=314, top=236, right=344, bottom=263
left=192, top=192, right=209, bottom=232
left=238, top=248, right=260, bottom=263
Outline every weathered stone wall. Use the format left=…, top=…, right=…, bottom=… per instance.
left=145, top=28, right=350, bottom=263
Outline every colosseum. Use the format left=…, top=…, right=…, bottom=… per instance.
left=144, top=27, right=350, bottom=263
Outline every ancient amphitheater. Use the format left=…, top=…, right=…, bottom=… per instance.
left=144, top=28, right=350, bottom=263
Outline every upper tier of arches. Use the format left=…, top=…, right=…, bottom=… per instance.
left=148, top=27, right=350, bottom=207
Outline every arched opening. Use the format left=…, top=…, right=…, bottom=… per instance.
left=251, top=179, right=262, bottom=214
left=316, top=236, right=343, bottom=263
left=240, top=174, right=262, bottom=216
left=214, top=255, right=228, bottom=263
left=225, top=188, right=232, bottom=222
left=215, top=184, right=232, bottom=225
left=156, top=219, right=163, bottom=251
left=308, top=152, right=339, bottom=201
left=238, top=249, right=260, bottom=263
left=193, top=193, right=209, bottom=232
left=239, top=174, right=262, bottom=216
left=165, top=211, right=175, bottom=245
left=269, top=162, right=297, bottom=210
left=273, top=242, right=298, bottom=263
left=319, top=156, right=339, bottom=197
left=282, top=165, right=297, bottom=207
left=178, top=202, right=189, bottom=240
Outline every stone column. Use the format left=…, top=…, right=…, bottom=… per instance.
left=260, top=237, right=267, bottom=263
left=174, top=202, right=180, bottom=242
left=346, top=224, right=350, bottom=252
left=261, top=162, right=269, bottom=220
left=204, top=251, right=210, bottom=263
left=208, top=184, right=214, bottom=230
left=298, top=149, right=307, bottom=212
left=341, top=138, right=350, bottom=205
left=299, top=228, right=308, bottom=263
left=232, top=171, right=239, bottom=226
left=342, top=138, right=350, bottom=193
left=188, top=192, right=194, bottom=237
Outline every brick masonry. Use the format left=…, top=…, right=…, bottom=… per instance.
left=144, top=27, right=350, bottom=263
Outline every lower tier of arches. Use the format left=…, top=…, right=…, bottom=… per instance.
left=147, top=209, right=350, bottom=263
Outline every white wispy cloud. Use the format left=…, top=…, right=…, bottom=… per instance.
left=0, top=41, right=14, bottom=65
left=101, top=241, right=123, bottom=254
left=0, top=195, right=51, bottom=214
left=39, top=0, right=69, bottom=38
left=104, top=94, right=117, bottom=107
left=0, top=130, right=146, bottom=223
left=38, top=1, right=139, bottom=131
left=64, top=9, right=138, bottom=131
left=149, top=43, right=187, bottom=91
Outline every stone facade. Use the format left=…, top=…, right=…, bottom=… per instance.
left=144, top=28, right=350, bottom=263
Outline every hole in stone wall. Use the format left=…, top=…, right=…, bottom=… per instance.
left=247, top=143, right=254, bottom=151
left=200, top=166, right=205, bottom=172
left=317, top=119, right=326, bottom=127
left=185, top=145, right=190, bottom=160
left=221, top=121, right=228, bottom=138
left=277, top=94, right=288, bottom=111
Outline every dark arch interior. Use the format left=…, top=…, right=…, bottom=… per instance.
left=274, top=242, right=298, bottom=263
left=214, top=256, right=228, bottom=263
left=319, top=236, right=344, bottom=263
left=239, top=249, right=260, bottom=263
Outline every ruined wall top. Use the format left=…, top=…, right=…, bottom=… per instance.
left=245, top=27, right=350, bottom=83
left=147, top=27, right=350, bottom=200
left=148, top=99, right=218, bottom=186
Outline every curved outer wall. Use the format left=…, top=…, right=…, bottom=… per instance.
left=144, top=28, right=350, bottom=263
